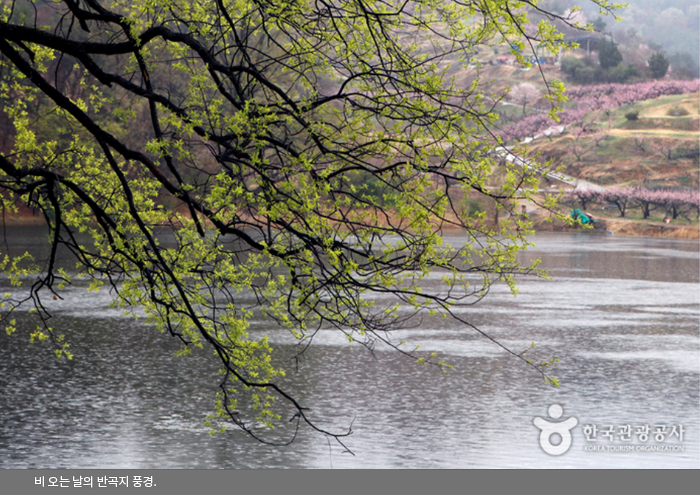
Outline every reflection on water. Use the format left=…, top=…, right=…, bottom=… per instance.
left=0, top=230, right=698, bottom=468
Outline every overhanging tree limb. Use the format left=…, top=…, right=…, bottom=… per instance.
left=0, top=0, right=620, bottom=448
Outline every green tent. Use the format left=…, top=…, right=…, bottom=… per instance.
left=571, top=209, right=593, bottom=224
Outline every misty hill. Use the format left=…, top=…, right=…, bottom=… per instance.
left=539, top=0, right=699, bottom=61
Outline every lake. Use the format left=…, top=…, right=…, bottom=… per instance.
left=1, top=228, right=698, bottom=468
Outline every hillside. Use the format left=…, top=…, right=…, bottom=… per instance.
left=528, top=92, right=699, bottom=188
left=522, top=91, right=699, bottom=238
left=448, top=45, right=698, bottom=239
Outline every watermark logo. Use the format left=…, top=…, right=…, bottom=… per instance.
left=532, top=405, right=686, bottom=455
left=581, top=423, right=685, bottom=452
left=534, top=404, right=578, bottom=456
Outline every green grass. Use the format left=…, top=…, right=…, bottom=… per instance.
left=611, top=93, right=698, bottom=128
left=616, top=118, right=698, bottom=131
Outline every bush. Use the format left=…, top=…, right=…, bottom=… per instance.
left=560, top=56, right=602, bottom=85
left=576, top=66, right=600, bottom=85
left=666, top=106, right=689, bottom=117
left=343, top=170, right=398, bottom=206
left=625, top=110, right=639, bottom=121
left=466, top=199, right=484, bottom=216
left=561, top=56, right=585, bottom=77
left=609, top=64, right=643, bottom=84
left=560, top=54, right=644, bottom=85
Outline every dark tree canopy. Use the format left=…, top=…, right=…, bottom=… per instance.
left=0, top=0, right=620, bottom=448
left=592, top=16, right=607, bottom=32
left=648, top=52, right=670, bottom=79
left=598, top=39, right=623, bottom=69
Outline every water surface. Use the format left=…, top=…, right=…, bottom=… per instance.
left=0, top=229, right=698, bottom=468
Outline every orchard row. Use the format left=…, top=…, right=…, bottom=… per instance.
left=567, top=186, right=700, bottom=220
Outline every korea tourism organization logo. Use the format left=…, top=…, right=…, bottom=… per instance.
left=534, top=404, right=687, bottom=456
left=534, top=404, right=578, bottom=455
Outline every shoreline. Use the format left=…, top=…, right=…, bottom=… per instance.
left=530, top=214, right=699, bottom=239
left=3, top=209, right=698, bottom=240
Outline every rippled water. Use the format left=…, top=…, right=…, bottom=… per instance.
left=0, top=228, right=698, bottom=468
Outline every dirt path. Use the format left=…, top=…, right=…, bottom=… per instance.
left=609, top=128, right=699, bottom=138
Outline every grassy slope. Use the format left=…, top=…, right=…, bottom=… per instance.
left=526, top=92, right=699, bottom=188
left=465, top=59, right=698, bottom=236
